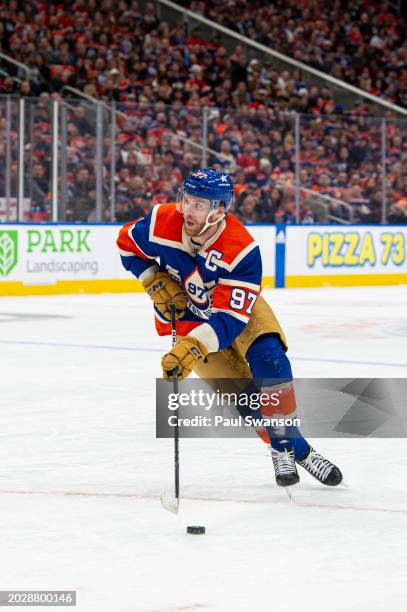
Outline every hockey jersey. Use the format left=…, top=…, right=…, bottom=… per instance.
left=117, top=203, right=262, bottom=353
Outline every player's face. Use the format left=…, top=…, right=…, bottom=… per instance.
left=182, top=194, right=212, bottom=235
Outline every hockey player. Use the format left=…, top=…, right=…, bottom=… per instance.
left=117, top=169, right=342, bottom=488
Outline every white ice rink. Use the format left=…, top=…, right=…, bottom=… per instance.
left=0, top=286, right=406, bottom=611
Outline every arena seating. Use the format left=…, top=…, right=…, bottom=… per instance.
left=0, top=1, right=405, bottom=223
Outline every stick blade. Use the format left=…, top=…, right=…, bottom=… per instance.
left=160, top=489, right=179, bottom=514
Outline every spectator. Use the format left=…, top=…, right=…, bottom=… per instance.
left=236, top=194, right=258, bottom=224
left=66, top=167, right=96, bottom=222
left=31, top=163, right=49, bottom=209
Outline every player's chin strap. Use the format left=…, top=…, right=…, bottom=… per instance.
left=198, top=210, right=225, bottom=235
left=190, top=210, right=225, bottom=251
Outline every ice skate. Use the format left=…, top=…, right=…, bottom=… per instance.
left=297, top=447, right=343, bottom=486
left=270, top=446, right=300, bottom=487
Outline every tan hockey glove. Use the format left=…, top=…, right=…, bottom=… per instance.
left=161, top=336, right=208, bottom=381
left=142, top=271, right=187, bottom=320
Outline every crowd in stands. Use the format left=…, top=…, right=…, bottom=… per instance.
left=185, top=0, right=407, bottom=109
left=0, top=0, right=406, bottom=224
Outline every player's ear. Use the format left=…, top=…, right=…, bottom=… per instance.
left=216, top=204, right=225, bottom=219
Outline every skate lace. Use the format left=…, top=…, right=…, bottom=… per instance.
left=271, top=448, right=296, bottom=476
left=302, top=451, right=332, bottom=481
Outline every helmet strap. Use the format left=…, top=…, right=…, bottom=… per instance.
left=189, top=211, right=225, bottom=251
left=197, top=210, right=225, bottom=236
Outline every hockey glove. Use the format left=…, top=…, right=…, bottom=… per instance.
left=142, top=271, right=187, bottom=320
left=162, top=336, right=208, bottom=381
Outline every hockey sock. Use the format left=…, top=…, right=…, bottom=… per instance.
left=246, top=334, right=310, bottom=458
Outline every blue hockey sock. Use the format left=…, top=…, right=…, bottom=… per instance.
left=246, top=334, right=310, bottom=459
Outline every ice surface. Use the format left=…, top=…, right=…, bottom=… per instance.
left=0, top=286, right=406, bottom=611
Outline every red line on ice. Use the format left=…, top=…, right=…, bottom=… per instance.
left=0, top=489, right=406, bottom=515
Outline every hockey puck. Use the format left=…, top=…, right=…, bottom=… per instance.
left=187, top=526, right=206, bottom=535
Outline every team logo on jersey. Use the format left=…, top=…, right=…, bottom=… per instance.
left=183, top=267, right=209, bottom=307
left=188, top=302, right=212, bottom=320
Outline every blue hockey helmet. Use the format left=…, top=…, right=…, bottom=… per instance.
left=179, top=168, right=234, bottom=212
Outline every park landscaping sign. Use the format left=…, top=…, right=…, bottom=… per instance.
left=0, top=230, right=18, bottom=276
left=0, top=225, right=129, bottom=286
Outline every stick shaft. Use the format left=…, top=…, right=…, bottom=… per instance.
left=170, top=304, right=180, bottom=501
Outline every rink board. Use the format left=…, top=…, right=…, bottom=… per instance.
left=0, top=223, right=405, bottom=295
left=284, top=225, right=407, bottom=288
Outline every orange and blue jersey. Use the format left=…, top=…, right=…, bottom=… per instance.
left=117, top=203, right=262, bottom=352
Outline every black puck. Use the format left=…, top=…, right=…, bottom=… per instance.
left=187, top=525, right=206, bottom=535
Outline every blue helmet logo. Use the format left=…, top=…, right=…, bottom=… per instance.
left=181, top=168, right=234, bottom=212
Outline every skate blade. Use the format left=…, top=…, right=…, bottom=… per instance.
left=284, top=487, right=293, bottom=501
left=340, top=480, right=350, bottom=489
left=160, top=489, right=179, bottom=514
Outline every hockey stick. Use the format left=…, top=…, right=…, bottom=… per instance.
left=160, top=302, right=180, bottom=514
